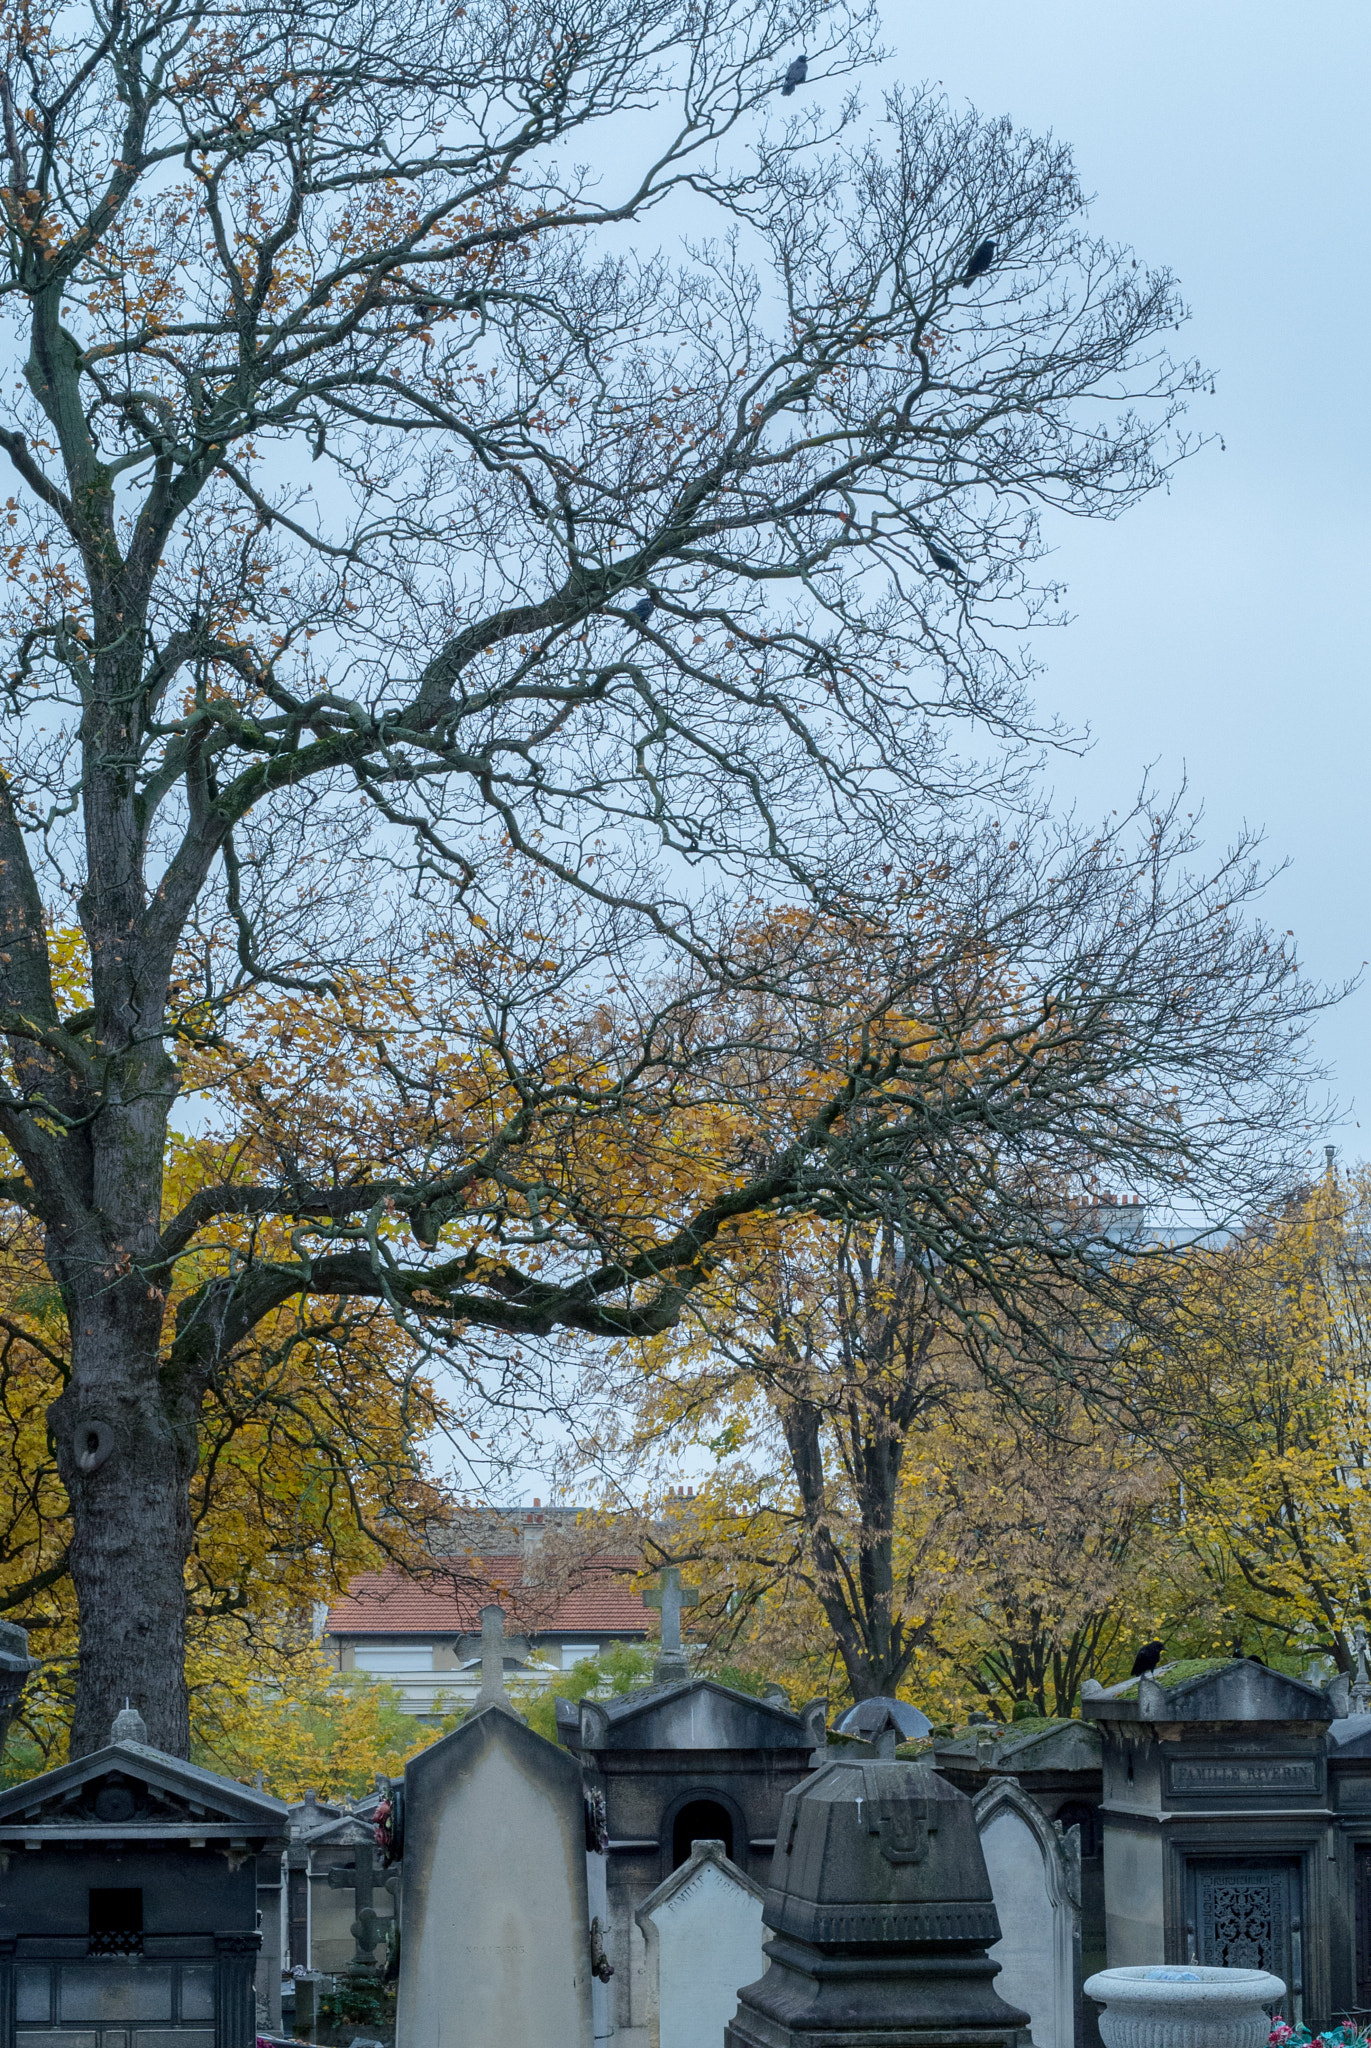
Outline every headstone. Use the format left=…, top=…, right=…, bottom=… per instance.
left=725, top=1753, right=1029, bottom=2047
left=974, top=1776, right=1082, bottom=2048
left=396, top=1703, right=595, bottom=2048
left=327, top=1837, right=383, bottom=1976
left=636, top=1840, right=765, bottom=2048
left=643, top=1568, right=699, bottom=1684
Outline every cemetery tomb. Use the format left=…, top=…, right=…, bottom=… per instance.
left=936, top=1717, right=1105, bottom=2047
left=559, top=1672, right=822, bottom=2048
left=973, top=1776, right=1082, bottom=2048
left=635, top=1840, right=766, bottom=2048
left=0, top=1707, right=287, bottom=2048
left=1083, top=1655, right=1340, bottom=2026
left=396, top=1610, right=595, bottom=2048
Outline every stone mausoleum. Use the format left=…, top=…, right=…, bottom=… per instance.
left=558, top=1677, right=824, bottom=2047
left=0, top=1708, right=287, bottom=2048
left=1082, top=1655, right=1371, bottom=2026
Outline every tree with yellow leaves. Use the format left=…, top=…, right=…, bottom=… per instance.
left=1162, top=1166, right=1371, bottom=1671
left=576, top=1201, right=1213, bottom=1716
left=0, top=0, right=1312, bottom=1758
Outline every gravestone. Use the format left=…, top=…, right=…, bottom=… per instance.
left=935, top=1712, right=1105, bottom=2042
left=643, top=1568, right=699, bottom=1685
left=636, top=1840, right=765, bottom=2048
left=0, top=1705, right=287, bottom=2048
left=395, top=1607, right=594, bottom=2048
left=974, top=1775, right=1082, bottom=2048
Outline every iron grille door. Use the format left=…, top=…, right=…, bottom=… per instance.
left=1189, top=1859, right=1300, bottom=2020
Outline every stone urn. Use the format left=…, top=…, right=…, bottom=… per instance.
left=1084, top=1965, right=1286, bottom=2048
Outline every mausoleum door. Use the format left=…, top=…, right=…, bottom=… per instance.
left=671, top=1798, right=734, bottom=1869
left=1184, top=1858, right=1301, bottom=2022
left=1355, top=1848, right=1371, bottom=2015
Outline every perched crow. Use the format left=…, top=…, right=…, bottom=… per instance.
left=628, top=595, right=654, bottom=624
left=1131, top=1640, right=1165, bottom=1677
left=781, top=54, right=808, bottom=95
left=927, top=543, right=960, bottom=574
left=962, top=237, right=996, bottom=286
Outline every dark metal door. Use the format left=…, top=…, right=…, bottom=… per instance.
left=1355, top=1846, right=1371, bottom=2013
left=1187, top=1859, right=1301, bottom=2021
left=287, top=1866, right=310, bottom=1971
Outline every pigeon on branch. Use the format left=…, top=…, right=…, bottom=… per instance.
left=781, top=54, right=808, bottom=95
left=628, top=596, right=655, bottom=624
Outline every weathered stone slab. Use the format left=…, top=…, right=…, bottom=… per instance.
left=396, top=1704, right=595, bottom=2048
left=636, top=1839, right=765, bottom=2048
left=975, top=1776, right=1081, bottom=2048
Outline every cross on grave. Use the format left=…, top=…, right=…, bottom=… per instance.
left=326, top=1838, right=383, bottom=1977
left=643, top=1566, right=699, bottom=1683
left=474, top=1600, right=519, bottom=1715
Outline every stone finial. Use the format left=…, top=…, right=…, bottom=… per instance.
left=1352, top=1627, right=1371, bottom=1714
left=643, top=1566, right=699, bottom=1684
left=110, top=1699, right=148, bottom=1745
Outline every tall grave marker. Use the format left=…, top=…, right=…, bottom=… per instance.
left=396, top=1604, right=595, bottom=2048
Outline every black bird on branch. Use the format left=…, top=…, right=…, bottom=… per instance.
left=927, top=543, right=961, bottom=575
left=628, top=596, right=655, bottom=624
left=781, top=54, right=808, bottom=95
left=1131, top=1639, right=1165, bottom=1677
left=961, top=238, right=996, bottom=286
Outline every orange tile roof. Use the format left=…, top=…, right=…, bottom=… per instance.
left=326, top=1555, right=648, bottom=1638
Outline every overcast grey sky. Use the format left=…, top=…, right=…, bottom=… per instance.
left=865, top=0, right=1371, bottom=1158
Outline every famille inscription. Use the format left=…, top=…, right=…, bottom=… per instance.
left=1168, top=1757, right=1319, bottom=1795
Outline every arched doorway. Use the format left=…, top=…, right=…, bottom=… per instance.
left=672, top=1797, right=734, bottom=1868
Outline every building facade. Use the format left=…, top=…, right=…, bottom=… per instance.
left=324, top=1508, right=647, bottom=1717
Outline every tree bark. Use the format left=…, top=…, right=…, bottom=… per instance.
left=49, top=1276, right=194, bottom=1755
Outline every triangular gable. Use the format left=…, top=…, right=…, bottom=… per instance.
left=0, top=1739, right=288, bottom=1839
left=635, top=1837, right=766, bottom=1929
left=1142, top=1659, right=1333, bottom=1723
left=580, top=1679, right=812, bottom=1752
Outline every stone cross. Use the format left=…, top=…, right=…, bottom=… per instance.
left=474, top=1601, right=518, bottom=1715
left=643, top=1566, right=699, bottom=1683
left=327, top=1839, right=381, bottom=1977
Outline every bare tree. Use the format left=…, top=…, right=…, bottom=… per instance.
left=0, top=0, right=1308, bottom=1752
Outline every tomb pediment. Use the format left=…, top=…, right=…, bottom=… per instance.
left=1081, top=1656, right=1335, bottom=1725
left=936, top=1718, right=1101, bottom=1773
left=0, top=1738, right=288, bottom=1841
left=576, top=1679, right=815, bottom=1752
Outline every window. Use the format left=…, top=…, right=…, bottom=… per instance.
left=89, top=1887, right=142, bottom=1957
left=352, top=1646, right=435, bottom=1675
left=561, top=1644, right=600, bottom=1670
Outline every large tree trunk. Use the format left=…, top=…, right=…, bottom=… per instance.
left=48, top=1257, right=195, bottom=1757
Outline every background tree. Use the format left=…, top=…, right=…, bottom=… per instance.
left=1160, top=1167, right=1371, bottom=1672
left=577, top=1207, right=1214, bottom=1715
left=0, top=0, right=1318, bottom=1752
